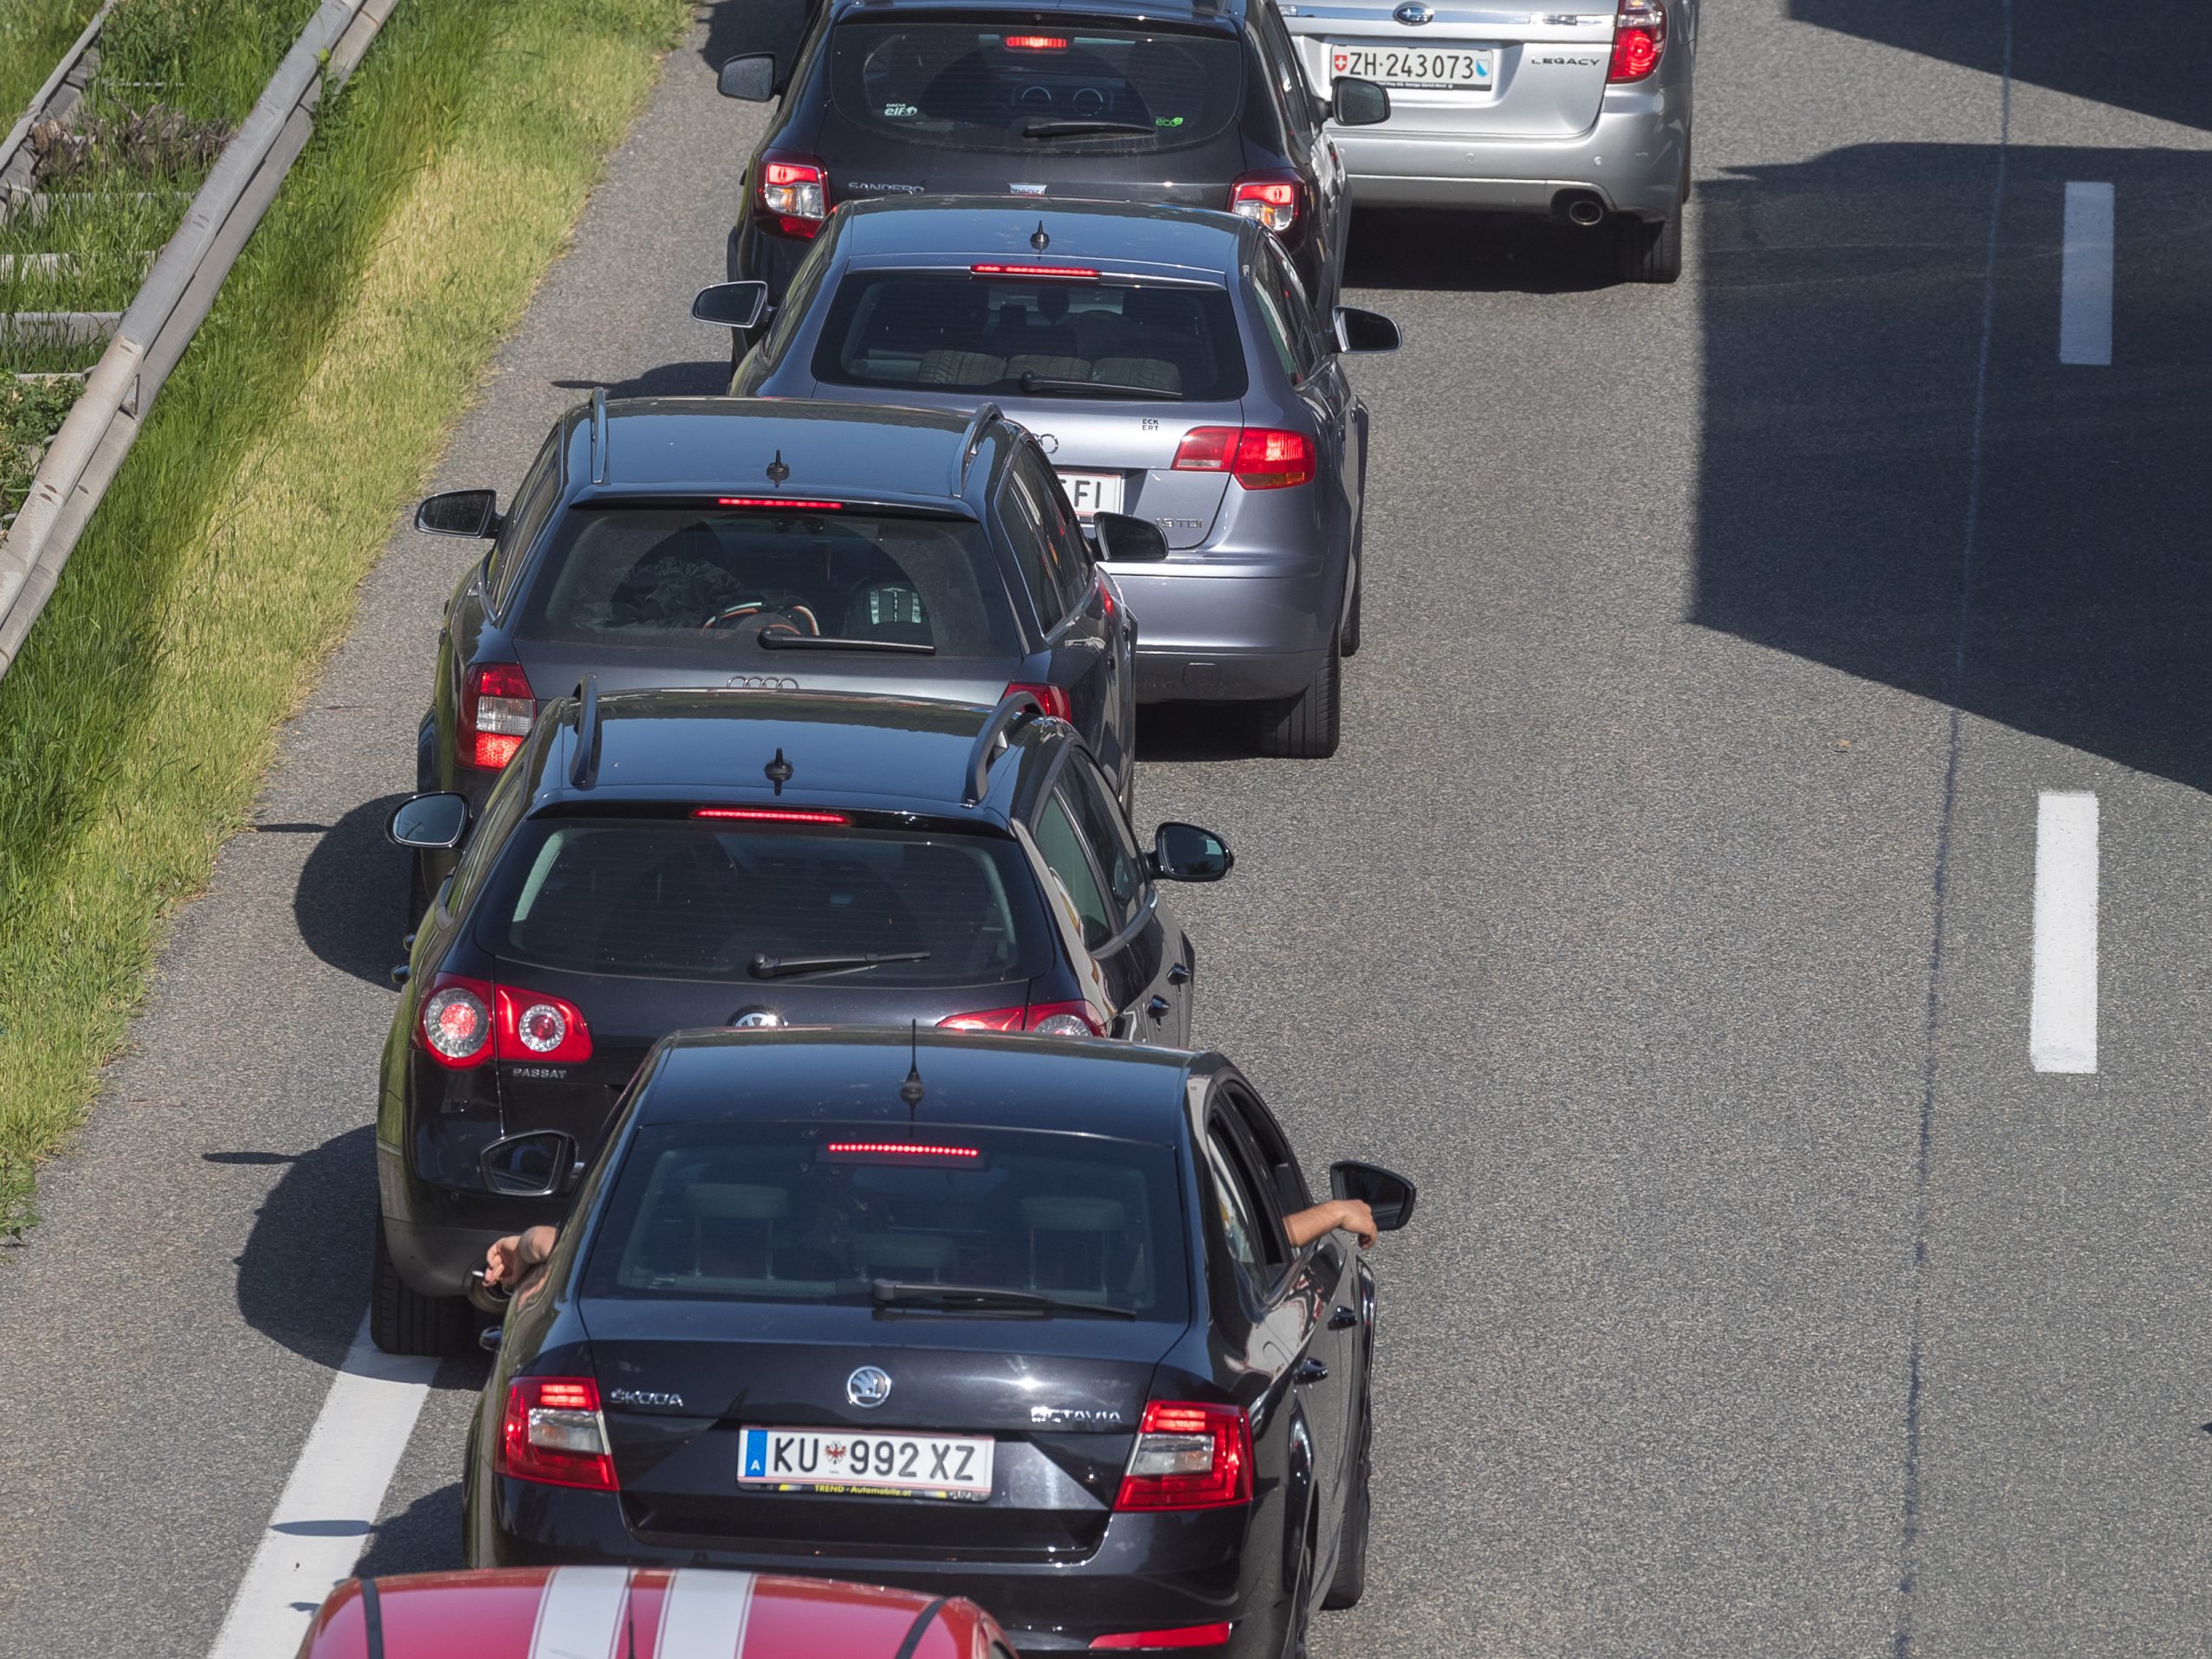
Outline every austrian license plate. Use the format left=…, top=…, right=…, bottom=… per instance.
left=1329, top=43, right=1496, bottom=89
left=738, top=1426, right=994, bottom=1500
left=1057, top=470, right=1125, bottom=517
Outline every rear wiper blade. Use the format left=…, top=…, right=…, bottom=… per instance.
left=758, top=632, right=935, bottom=655
left=1018, top=371, right=1179, bottom=401
left=872, top=1278, right=1139, bottom=1319
left=1021, top=119, right=1156, bottom=139
left=748, top=950, right=930, bottom=980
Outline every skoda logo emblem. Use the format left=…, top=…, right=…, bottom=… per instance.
left=730, top=1007, right=783, bottom=1028
left=1394, top=2, right=1433, bottom=22
left=847, top=1365, right=893, bottom=1408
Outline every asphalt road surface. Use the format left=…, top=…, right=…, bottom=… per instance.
left=5, top=2, right=2212, bottom=1654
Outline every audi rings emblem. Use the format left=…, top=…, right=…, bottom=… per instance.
left=1394, top=3, right=1433, bottom=22
left=847, top=1365, right=893, bottom=1407
left=727, top=674, right=800, bottom=690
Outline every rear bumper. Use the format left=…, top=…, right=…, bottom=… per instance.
left=1106, top=553, right=1342, bottom=704
left=470, top=1478, right=1283, bottom=1656
left=380, top=1146, right=568, bottom=1296
left=1333, top=94, right=1687, bottom=219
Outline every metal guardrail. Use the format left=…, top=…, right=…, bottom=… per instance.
left=0, top=0, right=401, bottom=679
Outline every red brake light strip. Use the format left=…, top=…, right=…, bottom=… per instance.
left=716, top=497, right=843, bottom=510
left=970, top=263, right=1100, bottom=280
left=692, top=807, right=850, bottom=823
left=823, top=1142, right=982, bottom=1159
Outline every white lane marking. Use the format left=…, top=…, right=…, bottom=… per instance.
left=2059, top=182, right=2113, bottom=365
left=529, top=1566, right=631, bottom=1659
left=654, top=1569, right=756, bottom=1659
left=204, top=1315, right=437, bottom=1659
left=2030, top=790, right=2099, bottom=1073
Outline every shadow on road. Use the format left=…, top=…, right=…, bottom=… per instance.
left=1136, top=700, right=1265, bottom=764
left=1345, top=207, right=1618, bottom=294
left=551, top=360, right=730, bottom=400
left=292, top=795, right=411, bottom=987
left=355, top=1482, right=469, bottom=1579
left=213, top=1125, right=378, bottom=1368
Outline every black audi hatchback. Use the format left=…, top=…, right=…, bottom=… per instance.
left=372, top=686, right=1232, bottom=1353
left=462, top=1027, right=1416, bottom=1657
left=715, top=0, right=1392, bottom=322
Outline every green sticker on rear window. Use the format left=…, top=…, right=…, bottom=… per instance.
left=1155, top=114, right=1184, bottom=126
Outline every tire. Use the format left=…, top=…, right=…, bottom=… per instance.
left=1255, top=633, right=1342, bottom=759
left=1281, top=1499, right=1317, bottom=1659
left=1341, top=575, right=1362, bottom=660
left=1614, top=208, right=1682, bottom=284
left=1323, top=1398, right=1373, bottom=1610
left=371, top=1214, right=473, bottom=1356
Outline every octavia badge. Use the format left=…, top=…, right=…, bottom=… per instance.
left=847, top=1365, right=893, bottom=1408
left=1394, top=2, right=1433, bottom=22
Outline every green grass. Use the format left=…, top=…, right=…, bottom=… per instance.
left=0, top=0, right=102, bottom=137
left=0, top=0, right=692, bottom=1233
left=1, top=374, right=84, bottom=524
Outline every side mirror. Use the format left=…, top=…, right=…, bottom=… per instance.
left=1332, top=306, right=1400, bottom=354
left=718, top=54, right=778, bottom=101
left=481, top=1129, right=580, bottom=1198
left=1092, top=511, right=1169, bottom=564
left=693, top=281, right=770, bottom=331
left=1330, top=76, right=1391, bottom=127
left=415, top=489, right=500, bottom=539
left=1329, top=1159, right=1416, bottom=1230
left=385, top=791, right=470, bottom=850
left=1150, top=821, right=1232, bottom=882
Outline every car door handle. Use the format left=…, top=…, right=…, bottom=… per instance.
left=1295, top=1358, right=1329, bottom=1384
left=1146, top=994, right=1170, bottom=1021
left=1329, top=1306, right=1358, bottom=1330
left=1166, top=961, right=1190, bottom=986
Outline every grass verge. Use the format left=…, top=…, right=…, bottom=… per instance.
left=0, top=0, right=692, bottom=1233
left=0, top=2, right=102, bottom=136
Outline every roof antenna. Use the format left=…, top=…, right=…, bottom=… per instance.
left=1031, top=219, right=1050, bottom=253
left=766, top=448, right=791, bottom=485
left=764, top=746, right=793, bottom=795
left=901, top=1019, right=925, bottom=1117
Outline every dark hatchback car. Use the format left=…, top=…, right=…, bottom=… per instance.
left=462, top=1028, right=1416, bottom=1659
left=372, top=685, right=1231, bottom=1353
left=713, top=197, right=1398, bottom=757
left=715, top=0, right=1393, bottom=325
left=410, top=395, right=1150, bottom=881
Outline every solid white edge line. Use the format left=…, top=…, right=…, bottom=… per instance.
left=204, top=1314, right=438, bottom=1659
left=2030, top=790, right=2099, bottom=1074
left=2059, top=181, right=2113, bottom=366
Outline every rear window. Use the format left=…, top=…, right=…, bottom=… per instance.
left=476, top=817, right=1049, bottom=986
left=582, top=1120, right=1188, bottom=1318
left=812, top=272, right=1246, bottom=402
left=829, top=23, right=1245, bottom=154
left=515, top=506, right=1021, bottom=657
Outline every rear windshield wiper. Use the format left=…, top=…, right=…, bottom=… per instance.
left=873, top=1279, right=1139, bottom=1319
left=1018, top=371, right=1180, bottom=401
left=758, top=632, right=935, bottom=655
left=748, top=950, right=930, bottom=980
left=1021, top=119, right=1157, bottom=140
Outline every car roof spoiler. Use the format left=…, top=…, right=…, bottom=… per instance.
left=963, top=687, right=1045, bottom=807
left=949, top=401, right=1003, bottom=498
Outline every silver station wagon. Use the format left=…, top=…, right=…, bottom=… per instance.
left=1277, top=0, right=1696, bottom=281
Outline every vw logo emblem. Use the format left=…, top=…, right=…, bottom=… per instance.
left=847, top=1365, right=893, bottom=1408
left=730, top=1007, right=783, bottom=1028
left=1394, top=2, right=1433, bottom=22
left=727, top=674, right=799, bottom=691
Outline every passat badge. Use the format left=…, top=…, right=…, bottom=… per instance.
left=847, top=1365, right=893, bottom=1407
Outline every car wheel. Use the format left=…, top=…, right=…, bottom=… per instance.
left=372, top=1214, right=473, bottom=1356
left=1614, top=208, right=1682, bottom=284
left=1341, top=574, right=1362, bottom=660
left=1256, top=632, right=1342, bottom=759
left=1323, top=1397, right=1373, bottom=1610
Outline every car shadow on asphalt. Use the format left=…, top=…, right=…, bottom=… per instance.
left=551, top=361, right=730, bottom=400
left=1135, top=700, right=1265, bottom=763
left=354, top=1483, right=469, bottom=1579
left=700, top=0, right=809, bottom=79
left=211, top=1126, right=380, bottom=1368
left=1344, top=207, right=1619, bottom=295
left=290, top=795, right=411, bottom=988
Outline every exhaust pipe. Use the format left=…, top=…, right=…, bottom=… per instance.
left=1554, top=190, right=1607, bottom=227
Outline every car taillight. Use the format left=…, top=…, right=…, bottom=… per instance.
left=1172, top=427, right=1313, bottom=490
left=415, top=973, right=592, bottom=1068
left=1115, top=1401, right=1252, bottom=1511
left=939, top=1000, right=1105, bottom=1036
left=498, top=1377, right=616, bottom=1491
left=1006, top=681, right=1072, bottom=721
left=457, top=662, right=534, bottom=771
left=1229, top=173, right=1302, bottom=238
left=1608, top=0, right=1664, bottom=81
left=1089, top=1628, right=1234, bottom=1652
left=757, top=152, right=827, bottom=238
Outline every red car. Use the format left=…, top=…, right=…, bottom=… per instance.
left=298, top=1567, right=1018, bottom=1659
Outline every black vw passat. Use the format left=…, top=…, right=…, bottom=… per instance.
left=462, top=1028, right=1416, bottom=1658
left=372, top=686, right=1231, bottom=1354
left=714, top=0, right=1392, bottom=323
left=410, top=394, right=1154, bottom=892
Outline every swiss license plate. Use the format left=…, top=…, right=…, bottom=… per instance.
left=738, top=1426, right=994, bottom=1500
left=1329, top=43, right=1495, bottom=89
left=1057, top=470, right=1125, bottom=517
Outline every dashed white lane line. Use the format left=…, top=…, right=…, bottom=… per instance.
left=2030, top=790, right=2099, bottom=1074
left=2060, top=182, right=2113, bottom=365
left=205, top=1314, right=437, bottom=1659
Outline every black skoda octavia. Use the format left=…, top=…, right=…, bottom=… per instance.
left=372, top=684, right=1230, bottom=1354
left=462, top=1027, right=1415, bottom=1658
